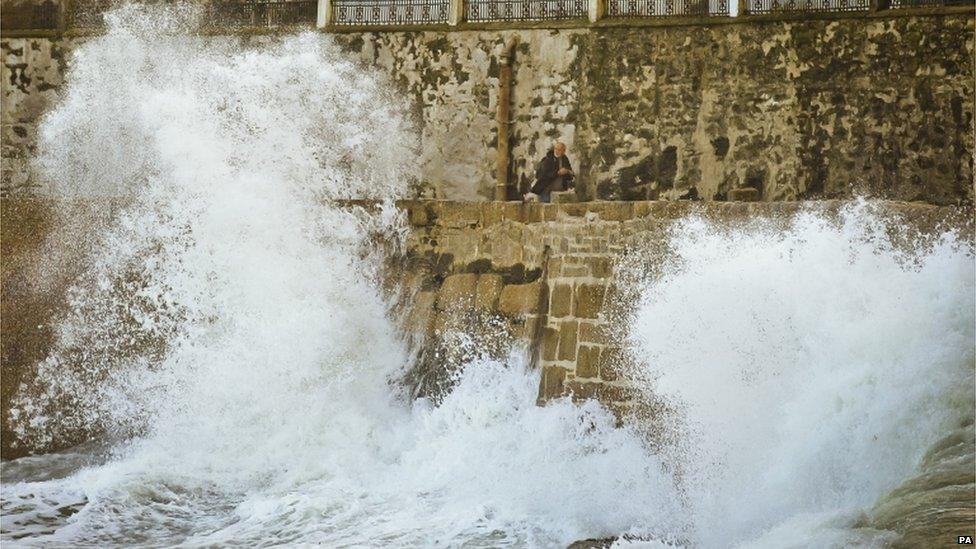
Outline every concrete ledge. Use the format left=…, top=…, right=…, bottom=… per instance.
left=394, top=199, right=970, bottom=230
left=319, top=4, right=973, bottom=33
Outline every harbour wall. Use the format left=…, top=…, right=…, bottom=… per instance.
left=388, top=198, right=971, bottom=415
left=3, top=197, right=970, bottom=458
left=2, top=11, right=974, bottom=202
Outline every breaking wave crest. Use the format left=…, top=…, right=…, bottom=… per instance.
left=3, top=6, right=681, bottom=547
left=621, top=203, right=974, bottom=547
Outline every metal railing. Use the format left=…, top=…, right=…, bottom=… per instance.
left=4, top=0, right=970, bottom=33
left=889, top=0, right=969, bottom=7
left=607, top=0, right=729, bottom=17
left=66, top=0, right=113, bottom=28
left=466, top=0, right=586, bottom=21
left=1, top=0, right=61, bottom=31
left=745, top=0, right=869, bottom=14
left=209, top=0, right=317, bottom=26
left=331, top=0, right=450, bottom=24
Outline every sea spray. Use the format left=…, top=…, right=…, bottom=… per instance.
left=3, top=6, right=685, bottom=547
left=11, top=3, right=419, bottom=452
left=620, top=201, right=975, bottom=547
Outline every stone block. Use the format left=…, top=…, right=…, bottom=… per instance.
left=432, top=310, right=453, bottom=335
left=560, top=203, right=588, bottom=217
left=604, top=282, right=625, bottom=304
left=488, top=224, right=524, bottom=267
left=434, top=201, right=482, bottom=228
left=441, top=233, right=480, bottom=265
left=561, top=263, right=590, bottom=277
left=557, top=319, right=578, bottom=361
left=578, top=321, right=609, bottom=345
left=604, top=401, right=631, bottom=427
left=630, top=201, right=656, bottom=219
left=549, top=283, right=573, bottom=318
left=541, top=204, right=559, bottom=222
left=557, top=237, right=570, bottom=253
left=474, top=274, right=503, bottom=310
left=547, top=257, right=562, bottom=276
left=574, top=283, right=607, bottom=319
left=541, top=326, right=560, bottom=361
left=539, top=365, right=568, bottom=401
left=407, top=203, right=429, bottom=226
left=586, top=237, right=609, bottom=254
left=576, top=345, right=601, bottom=379
left=595, top=202, right=634, bottom=221
left=552, top=190, right=577, bottom=203
left=564, top=380, right=598, bottom=401
left=728, top=188, right=760, bottom=202
left=524, top=203, right=544, bottom=223
left=436, top=273, right=477, bottom=311
left=480, top=202, right=521, bottom=226
left=498, top=280, right=543, bottom=316
left=584, top=256, right=613, bottom=279
left=405, top=290, right=437, bottom=335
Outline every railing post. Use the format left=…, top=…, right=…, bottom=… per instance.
left=317, top=0, right=333, bottom=28
left=588, top=0, right=607, bottom=22
left=449, top=0, right=465, bottom=25
left=59, top=0, right=69, bottom=32
left=737, top=0, right=748, bottom=15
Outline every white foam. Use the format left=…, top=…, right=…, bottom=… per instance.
left=624, top=202, right=975, bottom=547
left=3, top=6, right=682, bottom=547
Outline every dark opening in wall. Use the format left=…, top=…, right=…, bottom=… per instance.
left=712, top=136, right=730, bottom=159
left=745, top=167, right=766, bottom=198
left=659, top=146, right=678, bottom=186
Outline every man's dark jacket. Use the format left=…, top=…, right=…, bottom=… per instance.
left=530, top=150, right=573, bottom=195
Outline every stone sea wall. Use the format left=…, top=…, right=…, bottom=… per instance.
left=0, top=198, right=971, bottom=456
left=388, top=199, right=971, bottom=418
left=335, top=14, right=975, bottom=204
left=2, top=12, right=974, bottom=201
left=2, top=196, right=972, bottom=549
left=1, top=36, right=65, bottom=194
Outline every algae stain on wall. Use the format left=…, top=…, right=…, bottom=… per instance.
left=1, top=37, right=68, bottom=195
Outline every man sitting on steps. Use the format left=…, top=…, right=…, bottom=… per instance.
left=526, top=141, right=574, bottom=203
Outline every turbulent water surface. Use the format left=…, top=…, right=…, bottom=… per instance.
left=2, top=6, right=974, bottom=548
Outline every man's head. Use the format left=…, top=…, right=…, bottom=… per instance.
left=553, top=141, right=566, bottom=157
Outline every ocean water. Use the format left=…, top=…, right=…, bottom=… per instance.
left=2, top=5, right=973, bottom=548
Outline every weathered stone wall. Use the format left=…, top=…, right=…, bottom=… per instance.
left=3, top=196, right=972, bottom=549
left=390, top=198, right=971, bottom=419
left=335, top=15, right=975, bottom=203
left=1, top=37, right=66, bottom=194
left=1, top=198, right=970, bottom=458
left=2, top=12, right=974, bottom=201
